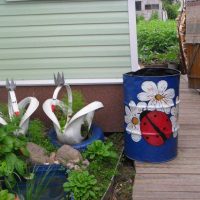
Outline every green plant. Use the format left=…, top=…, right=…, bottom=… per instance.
left=85, top=136, right=120, bottom=198
left=0, top=189, right=15, bottom=200
left=164, top=3, right=180, bottom=20
left=63, top=170, right=100, bottom=200
left=136, top=15, right=145, bottom=23
left=63, top=90, right=85, bottom=114
left=0, top=102, right=9, bottom=121
left=150, top=11, right=159, bottom=20
left=16, top=166, right=56, bottom=200
left=137, top=19, right=179, bottom=64
left=0, top=102, right=25, bottom=124
left=83, top=140, right=117, bottom=161
left=28, top=119, right=56, bottom=153
left=155, top=45, right=180, bottom=63
left=0, top=118, right=29, bottom=189
left=55, top=90, right=86, bottom=131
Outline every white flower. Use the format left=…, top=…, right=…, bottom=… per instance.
left=137, top=80, right=175, bottom=114
left=170, top=96, right=180, bottom=137
left=125, top=100, right=147, bottom=142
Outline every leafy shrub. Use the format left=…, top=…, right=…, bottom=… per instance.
left=63, top=170, right=100, bottom=200
left=28, top=119, right=56, bottom=153
left=137, top=20, right=179, bottom=64
left=0, top=118, right=29, bottom=189
left=0, top=190, right=15, bottom=200
left=83, top=140, right=117, bottom=161
left=150, top=11, right=159, bottom=20
left=164, top=3, right=180, bottom=20
left=136, top=15, right=145, bottom=23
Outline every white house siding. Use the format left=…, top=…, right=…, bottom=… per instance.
left=0, top=0, right=131, bottom=81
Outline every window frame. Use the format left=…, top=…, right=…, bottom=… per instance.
left=135, top=1, right=142, bottom=11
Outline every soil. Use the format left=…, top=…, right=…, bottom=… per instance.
left=105, top=133, right=135, bottom=200
left=112, top=156, right=135, bottom=200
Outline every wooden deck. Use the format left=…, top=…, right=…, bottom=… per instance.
left=132, top=78, right=200, bottom=200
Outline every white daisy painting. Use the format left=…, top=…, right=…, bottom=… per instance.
left=137, top=80, right=175, bottom=114
left=170, top=97, right=180, bottom=137
left=125, top=100, right=147, bottom=142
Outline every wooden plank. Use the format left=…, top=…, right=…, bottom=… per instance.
left=135, top=174, right=200, bottom=185
left=134, top=191, right=200, bottom=199
left=134, top=183, right=200, bottom=192
left=136, top=165, right=200, bottom=174
left=179, top=139, right=200, bottom=148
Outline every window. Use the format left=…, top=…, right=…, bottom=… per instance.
left=145, top=4, right=151, bottom=10
left=145, top=4, right=159, bottom=10
left=136, top=1, right=142, bottom=11
left=152, top=4, right=159, bottom=9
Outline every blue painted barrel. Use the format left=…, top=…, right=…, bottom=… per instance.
left=123, top=68, right=180, bottom=163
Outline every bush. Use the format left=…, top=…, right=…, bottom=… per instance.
left=136, top=15, right=145, bottom=23
left=150, top=11, right=159, bottom=20
left=137, top=19, right=179, bottom=64
left=164, top=3, right=180, bottom=19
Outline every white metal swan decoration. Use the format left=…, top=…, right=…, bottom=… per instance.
left=42, top=73, right=104, bottom=145
left=0, top=79, right=39, bottom=135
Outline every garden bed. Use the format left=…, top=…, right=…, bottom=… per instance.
left=102, top=133, right=135, bottom=200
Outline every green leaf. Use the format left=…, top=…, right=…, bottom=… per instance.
left=5, top=153, right=17, bottom=169
left=15, top=158, right=26, bottom=176
left=19, top=146, right=30, bottom=157
left=0, top=190, right=15, bottom=200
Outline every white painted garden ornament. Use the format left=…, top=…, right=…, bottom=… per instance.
left=2, top=79, right=39, bottom=135
left=42, top=73, right=104, bottom=145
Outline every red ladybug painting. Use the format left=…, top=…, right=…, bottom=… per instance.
left=140, top=110, right=172, bottom=146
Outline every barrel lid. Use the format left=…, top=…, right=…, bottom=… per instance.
left=124, top=67, right=181, bottom=78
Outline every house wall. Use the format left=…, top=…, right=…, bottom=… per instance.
left=136, top=0, right=163, bottom=20
left=0, top=0, right=131, bottom=80
left=0, top=84, right=125, bottom=132
left=0, top=0, right=136, bottom=132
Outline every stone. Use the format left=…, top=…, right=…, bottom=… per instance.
left=66, top=162, right=75, bottom=170
left=56, top=145, right=83, bottom=167
left=49, top=152, right=57, bottom=164
left=27, top=142, right=49, bottom=164
left=82, top=159, right=90, bottom=167
left=74, top=165, right=81, bottom=171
